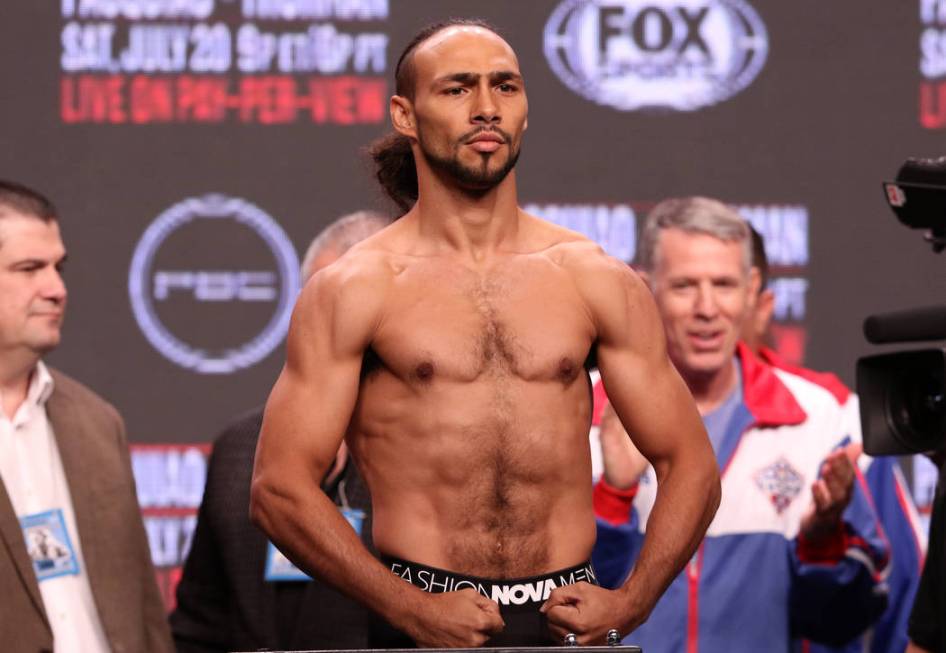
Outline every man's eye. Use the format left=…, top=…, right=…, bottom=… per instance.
left=445, top=87, right=465, bottom=96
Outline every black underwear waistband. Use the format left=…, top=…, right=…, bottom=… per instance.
left=382, top=555, right=598, bottom=607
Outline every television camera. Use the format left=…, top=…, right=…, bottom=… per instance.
left=858, top=157, right=946, bottom=455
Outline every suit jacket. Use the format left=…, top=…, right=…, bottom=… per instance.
left=0, top=368, right=172, bottom=653
left=170, top=408, right=375, bottom=653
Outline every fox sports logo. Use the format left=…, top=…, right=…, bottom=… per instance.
left=544, top=0, right=769, bottom=112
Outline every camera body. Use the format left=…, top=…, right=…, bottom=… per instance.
left=858, top=158, right=946, bottom=456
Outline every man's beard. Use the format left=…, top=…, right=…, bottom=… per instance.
left=418, top=129, right=521, bottom=192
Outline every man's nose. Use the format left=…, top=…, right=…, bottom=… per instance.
left=43, top=269, right=67, bottom=303
left=694, top=283, right=718, bottom=318
left=471, top=84, right=500, bottom=124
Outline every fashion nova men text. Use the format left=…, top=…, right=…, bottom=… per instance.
left=389, top=563, right=597, bottom=605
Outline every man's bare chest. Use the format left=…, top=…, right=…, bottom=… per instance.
left=369, top=264, right=594, bottom=385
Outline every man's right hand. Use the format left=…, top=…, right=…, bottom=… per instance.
left=402, top=589, right=505, bottom=648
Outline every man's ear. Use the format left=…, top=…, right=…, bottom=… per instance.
left=390, top=96, right=417, bottom=139
left=747, top=266, right=762, bottom=299
left=756, top=288, right=775, bottom=335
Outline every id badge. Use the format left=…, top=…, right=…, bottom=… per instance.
left=341, top=507, right=365, bottom=536
left=20, top=509, right=80, bottom=581
left=264, top=542, right=312, bottom=581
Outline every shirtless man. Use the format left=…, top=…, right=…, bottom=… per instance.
left=250, top=19, right=720, bottom=647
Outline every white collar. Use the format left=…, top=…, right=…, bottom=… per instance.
left=26, top=360, right=55, bottom=408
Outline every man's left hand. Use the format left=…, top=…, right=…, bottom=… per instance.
left=800, top=447, right=858, bottom=542
left=540, top=582, right=639, bottom=645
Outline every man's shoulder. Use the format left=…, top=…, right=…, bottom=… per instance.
left=770, top=365, right=846, bottom=425
left=522, top=213, right=603, bottom=259
left=203, top=408, right=262, bottom=501
left=295, top=242, right=398, bottom=326
left=314, top=236, right=402, bottom=292
left=524, top=216, right=633, bottom=276
left=527, top=224, right=648, bottom=314
left=48, top=366, right=121, bottom=422
left=213, top=406, right=264, bottom=453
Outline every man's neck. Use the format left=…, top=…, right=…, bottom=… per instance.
left=684, top=359, right=740, bottom=416
left=413, top=169, right=522, bottom=261
left=0, top=354, right=39, bottom=419
left=0, top=351, right=39, bottom=420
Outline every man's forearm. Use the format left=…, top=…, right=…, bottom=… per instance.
left=617, top=458, right=719, bottom=620
left=250, top=484, right=423, bottom=628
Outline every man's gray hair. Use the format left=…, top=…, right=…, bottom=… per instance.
left=301, top=210, right=390, bottom=280
left=636, top=196, right=751, bottom=276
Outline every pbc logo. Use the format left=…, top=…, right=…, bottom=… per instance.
left=152, top=271, right=277, bottom=302
left=543, top=0, right=769, bottom=112
left=128, top=194, right=300, bottom=374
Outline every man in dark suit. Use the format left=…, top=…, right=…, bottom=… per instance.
left=0, top=180, right=172, bottom=652
left=170, top=211, right=388, bottom=653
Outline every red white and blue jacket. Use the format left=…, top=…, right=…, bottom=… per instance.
left=757, top=347, right=926, bottom=653
left=591, top=344, right=890, bottom=653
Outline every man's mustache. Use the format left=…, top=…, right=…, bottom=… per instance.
left=459, top=127, right=513, bottom=145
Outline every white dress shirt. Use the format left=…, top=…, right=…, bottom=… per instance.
left=0, top=361, right=111, bottom=653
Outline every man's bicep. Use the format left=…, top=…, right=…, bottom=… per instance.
left=256, top=275, right=375, bottom=481
left=598, top=344, right=698, bottom=466
left=593, top=269, right=703, bottom=467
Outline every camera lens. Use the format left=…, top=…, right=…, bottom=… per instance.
left=889, top=366, right=946, bottom=452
